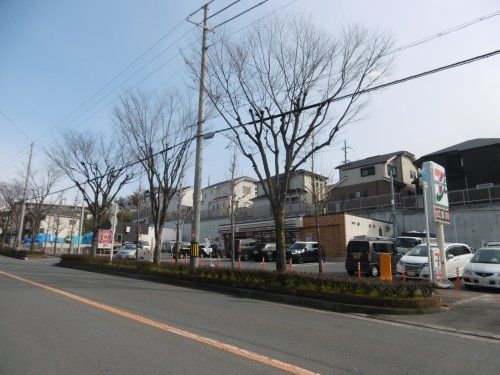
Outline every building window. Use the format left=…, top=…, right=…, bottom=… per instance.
left=410, top=170, right=416, bottom=180
left=360, top=166, right=375, bottom=177
left=349, top=193, right=354, bottom=199
left=363, top=190, right=369, bottom=197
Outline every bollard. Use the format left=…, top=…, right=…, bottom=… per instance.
left=289, top=258, right=293, bottom=272
left=200, top=257, right=204, bottom=267
left=261, top=256, right=265, bottom=271
left=217, top=255, right=221, bottom=269
left=456, top=268, right=461, bottom=291
left=238, top=256, right=241, bottom=269
left=357, top=261, right=361, bottom=279
left=402, top=270, right=407, bottom=282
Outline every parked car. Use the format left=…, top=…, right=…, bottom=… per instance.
left=116, top=243, right=144, bottom=259
left=173, top=242, right=191, bottom=258
left=199, top=244, right=215, bottom=258
left=396, top=243, right=473, bottom=279
left=226, top=238, right=260, bottom=261
left=285, top=241, right=324, bottom=264
left=394, top=236, right=424, bottom=255
left=253, top=243, right=276, bottom=262
left=345, top=239, right=400, bottom=277
left=463, top=247, right=500, bottom=289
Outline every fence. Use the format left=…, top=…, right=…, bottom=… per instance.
left=327, top=185, right=500, bottom=213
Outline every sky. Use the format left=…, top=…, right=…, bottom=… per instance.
left=1, top=0, right=499, bottom=202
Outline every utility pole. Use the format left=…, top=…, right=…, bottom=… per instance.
left=341, top=140, right=351, bottom=164
left=190, top=3, right=210, bottom=269
left=16, top=142, right=34, bottom=250
left=388, top=164, right=397, bottom=237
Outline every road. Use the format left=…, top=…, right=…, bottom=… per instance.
left=1, top=256, right=499, bottom=375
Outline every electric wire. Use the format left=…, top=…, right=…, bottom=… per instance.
left=214, top=0, right=269, bottom=28
left=23, top=48, right=500, bottom=202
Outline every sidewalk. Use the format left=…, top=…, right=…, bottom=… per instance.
left=370, top=287, right=500, bottom=339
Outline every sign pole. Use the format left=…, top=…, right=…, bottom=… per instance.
left=422, top=179, right=433, bottom=283
left=109, top=202, right=118, bottom=263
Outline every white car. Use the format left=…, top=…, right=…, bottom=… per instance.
left=463, top=247, right=500, bottom=289
left=396, top=243, right=473, bottom=279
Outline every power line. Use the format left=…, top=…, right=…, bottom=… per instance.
left=0, top=108, right=32, bottom=142
left=49, top=20, right=188, bottom=133
left=207, top=0, right=243, bottom=20
left=214, top=0, right=269, bottom=28
left=25, top=48, right=500, bottom=203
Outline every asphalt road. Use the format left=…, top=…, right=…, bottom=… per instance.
left=1, top=256, right=499, bottom=375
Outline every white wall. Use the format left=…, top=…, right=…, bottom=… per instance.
left=344, top=214, right=394, bottom=243
left=338, top=163, right=387, bottom=186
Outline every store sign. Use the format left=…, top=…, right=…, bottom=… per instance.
left=423, top=161, right=450, bottom=224
left=98, top=229, right=113, bottom=249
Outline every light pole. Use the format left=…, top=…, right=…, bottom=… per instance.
left=16, top=142, right=34, bottom=250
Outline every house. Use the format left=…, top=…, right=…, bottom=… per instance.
left=416, top=138, right=500, bottom=191
left=331, top=151, right=418, bottom=201
left=201, top=177, right=257, bottom=219
left=251, top=169, right=329, bottom=218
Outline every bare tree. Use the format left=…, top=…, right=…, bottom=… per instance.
left=302, top=138, right=332, bottom=274
left=48, top=129, right=136, bottom=256
left=169, top=178, right=192, bottom=263
left=26, top=164, right=61, bottom=251
left=113, top=90, right=195, bottom=264
left=0, top=180, right=23, bottom=248
left=220, top=141, right=249, bottom=268
left=204, top=16, right=392, bottom=271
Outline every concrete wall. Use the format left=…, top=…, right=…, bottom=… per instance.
left=362, top=203, right=500, bottom=249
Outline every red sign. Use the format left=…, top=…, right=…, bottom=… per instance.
left=434, top=206, right=450, bottom=224
left=98, top=229, right=113, bottom=249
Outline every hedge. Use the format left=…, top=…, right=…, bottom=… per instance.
left=60, top=254, right=436, bottom=300
left=0, top=248, right=48, bottom=259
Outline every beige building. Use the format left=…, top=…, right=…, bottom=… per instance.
left=251, top=169, right=328, bottom=218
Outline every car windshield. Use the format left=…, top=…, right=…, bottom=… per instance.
left=471, top=249, right=500, bottom=264
left=395, top=238, right=419, bottom=248
left=289, top=242, right=307, bottom=250
left=122, top=244, right=136, bottom=250
left=406, top=245, right=436, bottom=257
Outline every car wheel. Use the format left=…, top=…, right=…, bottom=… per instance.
left=347, top=269, right=355, bottom=276
left=297, top=255, right=304, bottom=264
left=370, top=265, right=379, bottom=277
left=267, top=254, right=273, bottom=262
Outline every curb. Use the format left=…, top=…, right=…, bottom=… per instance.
left=363, top=316, right=500, bottom=341
left=58, top=262, right=442, bottom=316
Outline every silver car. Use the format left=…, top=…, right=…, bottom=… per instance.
left=116, top=243, right=143, bottom=259
left=463, top=247, right=500, bottom=289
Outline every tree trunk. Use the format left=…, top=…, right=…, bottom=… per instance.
left=315, top=211, right=323, bottom=274
left=230, top=215, right=235, bottom=268
left=274, top=206, right=287, bottom=273
left=174, top=222, right=180, bottom=263
left=90, top=229, right=98, bottom=256
left=153, top=227, right=162, bottom=264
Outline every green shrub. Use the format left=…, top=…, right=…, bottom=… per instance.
left=59, top=254, right=436, bottom=299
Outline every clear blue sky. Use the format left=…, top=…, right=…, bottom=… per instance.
left=1, top=0, right=499, bottom=200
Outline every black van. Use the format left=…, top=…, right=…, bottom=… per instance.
left=345, top=239, right=401, bottom=277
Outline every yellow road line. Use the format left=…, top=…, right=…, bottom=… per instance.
left=0, top=270, right=318, bottom=375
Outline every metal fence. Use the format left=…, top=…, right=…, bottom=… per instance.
left=326, top=185, right=500, bottom=213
